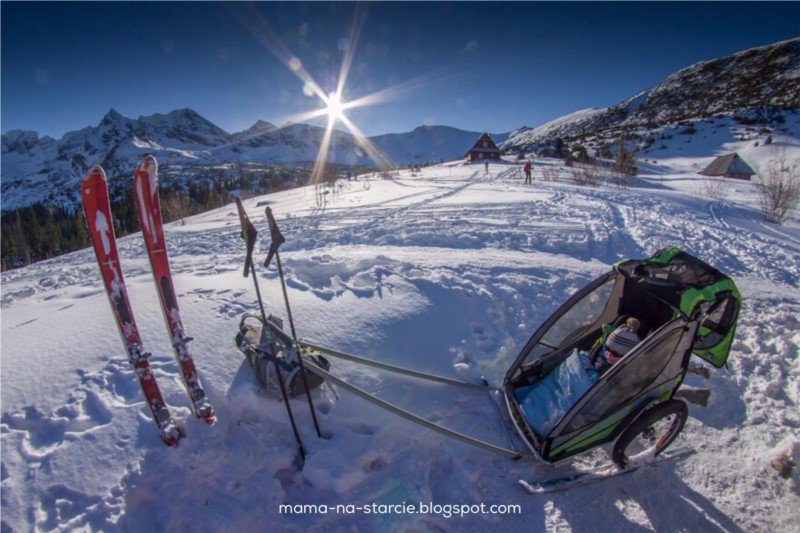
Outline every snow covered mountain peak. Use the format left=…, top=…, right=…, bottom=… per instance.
left=232, top=119, right=278, bottom=142
left=101, top=107, right=126, bottom=123
left=1, top=129, right=53, bottom=154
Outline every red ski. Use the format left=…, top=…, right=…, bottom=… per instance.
left=81, top=165, right=182, bottom=446
left=133, top=155, right=215, bottom=424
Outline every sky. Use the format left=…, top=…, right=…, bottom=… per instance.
left=1, top=1, right=799, bottom=140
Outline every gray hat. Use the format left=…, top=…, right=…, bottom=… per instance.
left=606, top=326, right=640, bottom=356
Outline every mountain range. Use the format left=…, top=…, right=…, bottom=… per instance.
left=1, top=108, right=505, bottom=212
left=2, top=37, right=798, bottom=213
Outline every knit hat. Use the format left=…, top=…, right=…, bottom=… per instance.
left=625, top=317, right=641, bottom=333
left=605, top=325, right=640, bottom=356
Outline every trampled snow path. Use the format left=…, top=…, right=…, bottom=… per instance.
left=2, top=153, right=799, bottom=531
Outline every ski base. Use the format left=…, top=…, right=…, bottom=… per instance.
left=519, top=446, right=695, bottom=494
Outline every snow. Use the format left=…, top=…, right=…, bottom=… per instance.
left=2, top=137, right=800, bottom=531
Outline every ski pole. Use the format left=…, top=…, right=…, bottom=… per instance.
left=249, top=259, right=306, bottom=461
left=236, top=198, right=305, bottom=460
left=273, top=247, right=323, bottom=439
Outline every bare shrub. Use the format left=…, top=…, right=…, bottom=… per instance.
left=612, top=136, right=637, bottom=188
left=314, top=181, right=329, bottom=209
left=540, top=165, right=561, bottom=182
left=161, top=195, right=191, bottom=225
left=610, top=169, right=630, bottom=189
left=699, top=177, right=730, bottom=201
left=570, top=164, right=602, bottom=187
left=755, top=149, right=800, bottom=225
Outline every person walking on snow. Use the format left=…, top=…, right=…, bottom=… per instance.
left=484, top=161, right=489, bottom=174
left=524, top=160, right=532, bottom=184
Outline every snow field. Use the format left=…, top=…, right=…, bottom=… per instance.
left=2, top=142, right=800, bottom=530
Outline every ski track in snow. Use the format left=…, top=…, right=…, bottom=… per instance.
left=2, top=155, right=800, bottom=531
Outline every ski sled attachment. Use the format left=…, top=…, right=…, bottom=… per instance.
left=232, top=202, right=741, bottom=490
left=519, top=446, right=696, bottom=494
left=233, top=199, right=524, bottom=461
left=82, top=157, right=215, bottom=447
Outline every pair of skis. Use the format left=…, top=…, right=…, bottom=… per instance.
left=81, top=156, right=215, bottom=447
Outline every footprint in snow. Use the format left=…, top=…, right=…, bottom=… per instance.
left=36, top=483, right=105, bottom=531
left=1, top=389, right=113, bottom=461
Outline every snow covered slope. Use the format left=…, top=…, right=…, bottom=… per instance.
left=2, top=134, right=799, bottom=530
left=501, top=37, right=800, bottom=154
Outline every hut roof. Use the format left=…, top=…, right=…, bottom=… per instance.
left=699, top=153, right=755, bottom=178
left=464, top=133, right=501, bottom=158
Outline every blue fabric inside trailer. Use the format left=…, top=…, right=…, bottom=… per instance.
left=513, top=350, right=598, bottom=437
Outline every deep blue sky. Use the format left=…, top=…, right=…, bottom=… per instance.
left=2, top=2, right=798, bottom=139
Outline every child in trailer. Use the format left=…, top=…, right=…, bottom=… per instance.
left=593, top=317, right=642, bottom=374
left=513, top=317, right=642, bottom=437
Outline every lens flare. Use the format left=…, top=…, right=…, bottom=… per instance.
left=232, top=3, right=396, bottom=184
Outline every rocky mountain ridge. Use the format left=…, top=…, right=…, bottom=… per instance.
left=500, top=37, right=800, bottom=154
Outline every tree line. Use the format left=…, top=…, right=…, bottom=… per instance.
left=1, top=202, right=90, bottom=270
left=0, top=161, right=380, bottom=271
left=1, top=169, right=301, bottom=271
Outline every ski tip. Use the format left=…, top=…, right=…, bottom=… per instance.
left=83, top=164, right=107, bottom=183
left=137, top=154, right=158, bottom=173
left=133, top=154, right=159, bottom=194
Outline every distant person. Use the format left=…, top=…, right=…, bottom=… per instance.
left=484, top=161, right=489, bottom=173
left=524, top=160, right=532, bottom=184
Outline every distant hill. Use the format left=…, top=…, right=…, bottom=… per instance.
left=500, top=37, right=800, bottom=156
left=369, top=125, right=509, bottom=165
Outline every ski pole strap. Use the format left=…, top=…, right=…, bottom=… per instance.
left=298, top=341, right=493, bottom=392
left=300, top=356, right=530, bottom=460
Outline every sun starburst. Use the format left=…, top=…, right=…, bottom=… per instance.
left=325, top=92, right=346, bottom=124
left=231, top=4, right=395, bottom=185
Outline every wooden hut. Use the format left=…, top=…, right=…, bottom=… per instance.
left=464, top=133, right=501, bottom=162
left=699, top=153, right=755, bottom=180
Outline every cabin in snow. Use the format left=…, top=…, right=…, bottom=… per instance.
left=464, top=133, right=501, bottom=162
left=699, top=153, right=756, bottom=180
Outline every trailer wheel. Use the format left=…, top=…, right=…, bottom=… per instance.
left=612, top=399, right=688, bottom=469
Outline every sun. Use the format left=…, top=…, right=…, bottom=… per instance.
left=325, top=92, right=346, bottom=123
left=233, top=2, right=395, bottom=181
